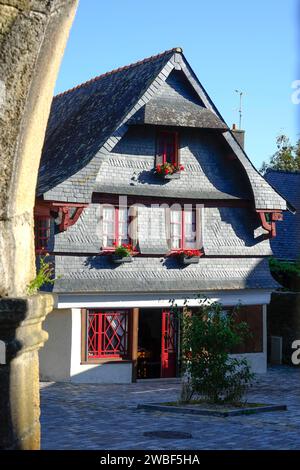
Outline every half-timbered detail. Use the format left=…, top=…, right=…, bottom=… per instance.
left=37, top=48, right=291, bottom=384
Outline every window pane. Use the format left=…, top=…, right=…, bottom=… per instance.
left=170, top=209, right=182, bottom=250
left=184, top=210, right=196, bottom=249
left=103, top=206, right=115, bottom=247
left=87, top=310, right=129, bottom=358
left=158, top=132, right=177, bottom=164
left=118, top=207, right=129, bottom=245
left=35, top=217, right=50, bottom=251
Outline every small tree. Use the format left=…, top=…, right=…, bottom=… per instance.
left=261, top=134, right=300, bottom=173
left=173, top=300, right=254, bottom=404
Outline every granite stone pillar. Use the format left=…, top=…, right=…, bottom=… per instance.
left=0, top=294, right=54, bottom=449
left=0, top=0, right=78, bottom=450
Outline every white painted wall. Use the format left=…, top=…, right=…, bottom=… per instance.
left=69, top=309, right=132, bottom=384
left=40, top=300, right=267, bottom=383
left=57, top=289, right=272, bottom=309
left=39, top=308, right=72, bottom=381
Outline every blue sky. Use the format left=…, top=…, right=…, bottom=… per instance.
left=55, top=0, right=299, bottom=169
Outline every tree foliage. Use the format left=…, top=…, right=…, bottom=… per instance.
left=261, top=134, right=300, bottom=173
left=269, top=257, right=300, bottom=291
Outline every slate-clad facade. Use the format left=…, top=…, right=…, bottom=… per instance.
left=37, top=48, right=289, bottom=383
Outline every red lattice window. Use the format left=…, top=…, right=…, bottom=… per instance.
left=35, top=216, right=50, bottom=253
left=157, top=131, right=178, bottom=165
left=87, top=310, right=130, bottom=359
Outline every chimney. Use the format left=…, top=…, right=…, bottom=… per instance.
left=231, top=123, right=245, bottom=149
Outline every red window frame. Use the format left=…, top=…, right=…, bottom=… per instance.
left=102, top=205, right=131, bottom=250
left=86, top=310, right=130, bottom=359
left=34, top=216, right=51, bottom=253
left=170, top=208, right=197, bottom=251
left=157, top=131, right=178, bottom=165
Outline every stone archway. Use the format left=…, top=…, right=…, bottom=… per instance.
left=0, top=0, right=78, bottom=449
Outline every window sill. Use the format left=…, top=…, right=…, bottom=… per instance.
left=81, top=359, right=132, bottom=365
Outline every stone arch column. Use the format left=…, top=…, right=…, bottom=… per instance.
left=0, top=0, right=78, bottom=449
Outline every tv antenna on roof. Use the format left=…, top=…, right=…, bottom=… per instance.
left=235, top=89, right=243, bottom=129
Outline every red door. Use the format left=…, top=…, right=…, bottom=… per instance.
left=161, top=310, right=177, bottom=378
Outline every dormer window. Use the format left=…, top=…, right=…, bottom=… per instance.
left=156, top=131, right=178, bottom=166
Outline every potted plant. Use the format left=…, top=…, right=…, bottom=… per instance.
left=155, top=162, right=184, bottom=180
left=178, top=249, right=203, bottom=265
left=112, top=242, right=134, bottom=264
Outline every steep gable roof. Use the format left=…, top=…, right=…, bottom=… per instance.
left=38, top=48, right=288, bottom=212
left=38, top=48, right=180, bottom=195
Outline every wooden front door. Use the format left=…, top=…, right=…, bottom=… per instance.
left=161, top=310, right=177, bottom=378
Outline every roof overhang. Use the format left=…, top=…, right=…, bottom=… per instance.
left=128, top=98, right=228, bottom=130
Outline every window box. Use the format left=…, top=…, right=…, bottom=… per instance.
left=177, top=249, right=203, bottom=265
left=112, top=254, right=133, bottom=264
left=180, top=253, right=200, bottom=265
left=164, top=172, right=181, bottom=180
left=155, top=162, right=184, bottom=180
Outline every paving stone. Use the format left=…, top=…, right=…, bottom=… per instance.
left=40, top=366, right=300, bottom=450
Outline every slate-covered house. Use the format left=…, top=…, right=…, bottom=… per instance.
left=36, top=48, right=290, bottom=383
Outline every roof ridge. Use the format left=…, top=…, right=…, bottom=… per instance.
left=265, top=168, right=300, bottom=175
left=54, top=47, right=183, bottom=100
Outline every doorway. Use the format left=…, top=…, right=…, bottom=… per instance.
left=137, top=309, right=178, bottom=379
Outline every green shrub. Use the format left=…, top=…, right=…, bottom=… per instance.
left=172, top=300, right=254, bottom=404
left=27, top=255, right=56, bottom=295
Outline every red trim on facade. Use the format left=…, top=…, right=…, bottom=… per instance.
left=57, top=206, right=86, bottom=232
left=35, top=199, right=88, bottom=232
left=102, top=205, right=132, bottom=250
left=157, top=130, right=178, bottom=165
left=87, top=310, right=130, bottom=359
left=257, top=210, right=283, bottom=238
left=34, top=216, right=51, bottom=253
left=170, top=207, right=198, bottom=251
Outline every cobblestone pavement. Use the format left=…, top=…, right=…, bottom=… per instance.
left=40, top=366, right=300, bottom=450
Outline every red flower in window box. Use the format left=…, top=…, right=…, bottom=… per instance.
left=179, top=249, right=203, bottom=257
left=112, top=243, right=135, bottom=263
left=173, top=249, right=204, bottom=265
left=155, top=162, right=184, bottom=177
